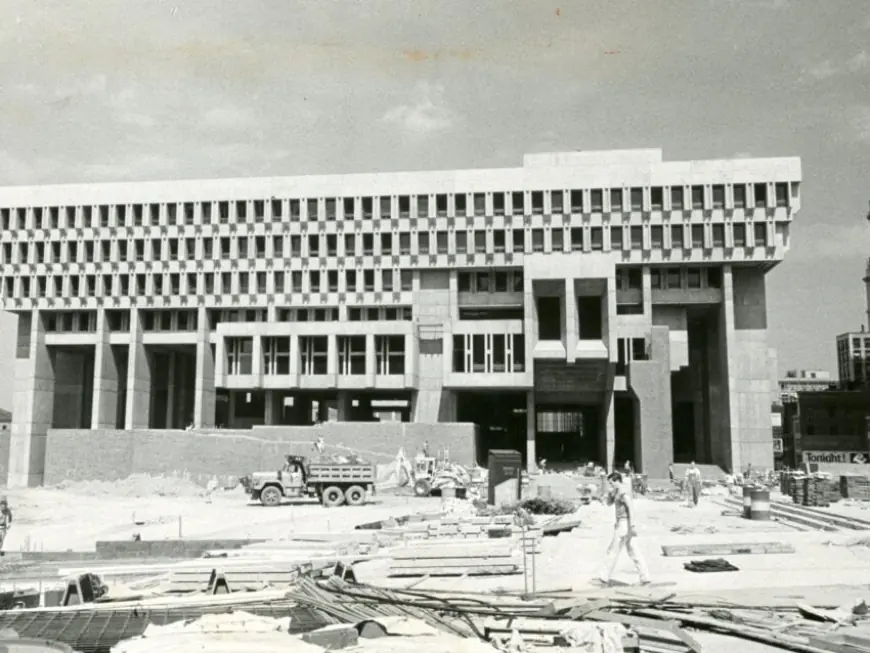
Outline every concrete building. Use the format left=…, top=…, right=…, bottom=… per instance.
left=778, top=369, right=835, bottom=403
left=837, top=330, right=870, bottom=390
left=0, top=148, right=801, bottom=486
left=790, top=390, right=870, bottom=468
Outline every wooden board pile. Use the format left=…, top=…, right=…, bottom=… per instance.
left=840, top=475, right=870, bottom=501
left=377, top=514, right=520, bottom=542
left=790, top=475, right=842, bottom=507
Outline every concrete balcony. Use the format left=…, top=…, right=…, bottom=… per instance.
left=457, top=291, right=523, bottom=307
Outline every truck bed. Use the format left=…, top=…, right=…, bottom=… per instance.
left=307, top=464, right=376, bottom=483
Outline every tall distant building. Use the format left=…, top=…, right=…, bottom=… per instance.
left=0, top=148, right=801, bottom=486
left=835, top=258, right=870, bottom=390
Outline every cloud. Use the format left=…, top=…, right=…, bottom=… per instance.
left=201, top=107, right=255, bottom=131
left=793, top=222, right=870, bottom=259
left=382, top=82, right=455, bottom=136
left=805, top=51, right=870, bottom=80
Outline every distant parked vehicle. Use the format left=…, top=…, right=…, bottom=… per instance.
left=239, top=454, right=376, bottom=507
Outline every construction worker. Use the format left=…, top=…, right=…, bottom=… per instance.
left=0, top=497, right=12, bottom=555
left=421, top=440, right=430, bottom=457
left=598, top=472, right=650, bottom=587
left=685, top=462, right=702, bottom=507
left=313, top=436, right=325, bottom=456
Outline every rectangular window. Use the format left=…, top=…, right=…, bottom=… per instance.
left=338, top=335, right=366, bottom=375
left=493, top=229, right=506, bottom=252
left=691, top=186, right=704, bottom=210
left=474, top=230, right=486, bottom=253
left=551, top=228, right=563, bottom=252
left=301, top=336, right=329, bottom=375
left=551, top=191, right=563, bottom=214
left=754, top=183, right=767, bottom=208
left=570, top=227, right=583, bottom=251
left=712, top=224, right=725, bottom=247
left=630, top=226, right=643, bottom=249
left=630, top=188, right=643, bottom=211
left=733, top=223, right=747, bottom=247
left=712, top=185, right=725, bottom=209
left=650, top=187, right=663, bottom=210
left=531, top=191, right=544, bottom=214
left=610, top=226, right=623, bottom=250
left=671, top=225, right=684, bottom=249
left=590, top=227, right=603, bottom=251
left=493, top=193, right=505, bottom=215
left=733, top=184, right=747, bottom=209
left=590, top=189, right=603, bottom=212
left=754, top=222, right=768, bottom=247
left=775, top=182, right=789, bottom=208
left=418, top=231, right=430, bottom=254
left=671, top=187, right=684, bottom=211
left=691, top=225, right=704, bottom=248
left=455, top=193, right=467, bottom=215
left=512, top=191, right=524, bottom=214
left=650, top=225, right=663, bottom=249
left=512, top=229, right=525, bottom=253
left=570, top=190, right=583, bottom=213
left=610, top=188, right=623, bottom=212
left=456, top=231, right=468, bottom=254
left=473, top=193, right=486, bottom=216
left=531, top=228, right=544, bottom=252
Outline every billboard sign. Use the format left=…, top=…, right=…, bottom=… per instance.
left=802, top=451, right=869, bottom=465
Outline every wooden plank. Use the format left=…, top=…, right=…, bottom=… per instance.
left=390, top=556, right=521, bottom=568
left=387, top=565, right=519, bottom=577
left=661, top=542, right=796, bottom=557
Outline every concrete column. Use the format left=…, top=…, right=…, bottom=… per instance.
left=337, top=391, right=353, bottom=421
left=91, top=309, right=119, bottom=429
left=228, top=390, right=239, bottom=426
left=165, top=351, right=177, bottom=429
left=565, top=278, right=577, bottom=363
left=641, top=266, right=652, bottom=316
left=522, top=273, right=537, bottom=375
left=526, top=390, right=537, bottom=473
left=316, top=400, right=329, bottom=423
left=327, top=335, right=338, bottom=376
left=252, top=335, right=263, bottom=381
left=264, top=390, right=276, bottom=425
left=125, top=309, right=151, bottom=429
left=601, top=382, right=615, bottom=471
left=193, top=307, right=215, bottom=429
left=8, top=310, right=54, bottom=487
left=289, top=335, right=300, bottom=385
left=365, top=334, right=376, bottom=386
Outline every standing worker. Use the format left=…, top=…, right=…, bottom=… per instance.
left=0, top=497, right=12, bottom=555
left=597, top=472, right=650, bottom=587
left=685, top=462, right=702, bottom=507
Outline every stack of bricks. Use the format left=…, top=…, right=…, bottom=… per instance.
left=795, top=476, right=841, bottom=507
left=840, top=475, right=870, bottom=501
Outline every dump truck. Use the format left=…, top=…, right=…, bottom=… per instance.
left=240, top=454, right=377, bottom=507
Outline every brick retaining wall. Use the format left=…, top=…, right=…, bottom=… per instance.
left=43, top=422, right=478, bottom=486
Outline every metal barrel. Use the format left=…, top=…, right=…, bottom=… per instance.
left=742, top=485, right=754, bottom=518
left=750, top=487, right=771, bottom=521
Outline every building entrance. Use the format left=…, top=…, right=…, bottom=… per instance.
left=534, top=405, right=600, bottom=466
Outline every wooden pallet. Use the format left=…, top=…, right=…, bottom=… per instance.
left=661, top=542, right=795, bottom=557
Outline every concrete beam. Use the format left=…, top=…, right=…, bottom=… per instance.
left=193, top=307, right=216, bottom=429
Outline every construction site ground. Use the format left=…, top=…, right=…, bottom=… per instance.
left=1, top=474, right=868, bottom=652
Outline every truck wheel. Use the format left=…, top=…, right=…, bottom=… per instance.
left=345, top=485, right=366, bottom=506
left=414, top=479, right=431, bottom=497
left=260, top=486, right=282, bottom=507
left=322, top=486, right=345, bottom=507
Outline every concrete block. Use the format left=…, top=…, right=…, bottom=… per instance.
left=302, top=624, right=359, bottom=649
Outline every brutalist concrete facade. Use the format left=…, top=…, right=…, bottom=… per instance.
left=0, top=149, right=801, bottom=486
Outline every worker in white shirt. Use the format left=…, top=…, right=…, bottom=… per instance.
left=685, top=462, right=702, bottom=507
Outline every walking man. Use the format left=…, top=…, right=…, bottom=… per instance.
left=598, top=472, right=650, bottom=587
left=0, top=497, right=12, bottom=555
left=685, top=462, right=702, bottom=507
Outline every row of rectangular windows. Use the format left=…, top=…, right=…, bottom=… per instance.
left=3, top=221, right=780, bottom=267
left=226, top=334, right=406, bottom=376
left=0, top=182, right=799, bottom=231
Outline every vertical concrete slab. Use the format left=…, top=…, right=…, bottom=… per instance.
left=565, top=278, right=577, bottom=363
left=526, top=390, right=537, bottom=472
left=411, top=270, right=454, bottom=422
left=165, top=351, right=177, bottom=428
left=720, top=266, right=774, bottom=473
left=629, top=326, right=674, bottom=477
left=91, top=310, right=119, bottom=429
left=125, top=309, right=152, bottom=429
left=194, top=307, right=216, bottom=429
left=8, top=311, right=54, bottom=487
left=336, top=391, right=353, bottom=421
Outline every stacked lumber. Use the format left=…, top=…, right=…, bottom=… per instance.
left=790, top=475, right=841, bottom=507
left=386, top=538, right=532, bottom=577
left=840, top=475, right=870, bottom=501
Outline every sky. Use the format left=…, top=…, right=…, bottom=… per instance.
left=1, top=0, right=869, bottom=410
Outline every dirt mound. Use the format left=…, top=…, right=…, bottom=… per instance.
left=53, top=474, right=209, bottom=499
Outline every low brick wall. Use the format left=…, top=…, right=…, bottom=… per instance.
left=95, top=538, right=266, bottom=559
left=44, top=422, right=478, bottom=486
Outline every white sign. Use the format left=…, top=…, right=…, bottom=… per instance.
left=773, top=438, right=783, bottom=454
left=802, top=451, right=869, bottom=465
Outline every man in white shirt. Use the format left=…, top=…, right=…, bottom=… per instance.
left=598, top=472, right=650, bottom=587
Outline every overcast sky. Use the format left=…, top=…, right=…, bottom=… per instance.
left=1, top=0, right=869, bottom=409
